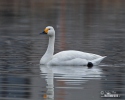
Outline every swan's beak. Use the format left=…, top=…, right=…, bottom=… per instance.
left=40, top=28, right=49, bottom=35
left=40, top=31, right=47, bottom=35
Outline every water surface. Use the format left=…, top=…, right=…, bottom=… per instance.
left=0, top=0, right=125, bottom=100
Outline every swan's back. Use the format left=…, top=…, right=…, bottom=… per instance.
left=46, top=50, right=104, bottom=66
left=53, top=50, right=101, bottom=61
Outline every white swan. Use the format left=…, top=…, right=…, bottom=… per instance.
left=40, top=26, right=106, bottom=67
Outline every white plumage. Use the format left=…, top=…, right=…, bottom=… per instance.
left=40, top=26, right=106, bottom=66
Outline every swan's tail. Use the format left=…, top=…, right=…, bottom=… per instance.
left=90, top=56, right=107, bottom=66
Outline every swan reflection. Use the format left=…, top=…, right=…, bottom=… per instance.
left=40, top=65, right=102, bottom=100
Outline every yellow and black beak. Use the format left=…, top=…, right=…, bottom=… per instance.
left=40, top=28, right=49, bottom=35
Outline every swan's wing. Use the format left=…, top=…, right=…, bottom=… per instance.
left=53, top=50, right=102, bottom=61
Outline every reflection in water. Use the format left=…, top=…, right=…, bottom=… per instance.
left=40, top=65, right=102, bottom=100
left=41, top=66, right=54, bottom=100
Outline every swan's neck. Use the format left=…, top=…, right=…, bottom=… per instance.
left=41, top=35, right=55, bottom=64
left=45, top=36, right=55, bottom=56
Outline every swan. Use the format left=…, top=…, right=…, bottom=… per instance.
left=40, top=26, right=106, bottom=67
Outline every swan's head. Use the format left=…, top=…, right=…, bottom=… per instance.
left=40, top=26, right=55, bottom=36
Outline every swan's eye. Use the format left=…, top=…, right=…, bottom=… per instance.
left=48, top=28, right=50, bottom=30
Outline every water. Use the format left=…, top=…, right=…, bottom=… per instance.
left=0, top=0, right=125, bottom=100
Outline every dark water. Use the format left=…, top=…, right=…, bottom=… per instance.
left=0, top=0, right=125, bottom=100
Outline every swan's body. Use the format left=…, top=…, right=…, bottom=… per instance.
left=40, top=26, right=106, bottom=66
